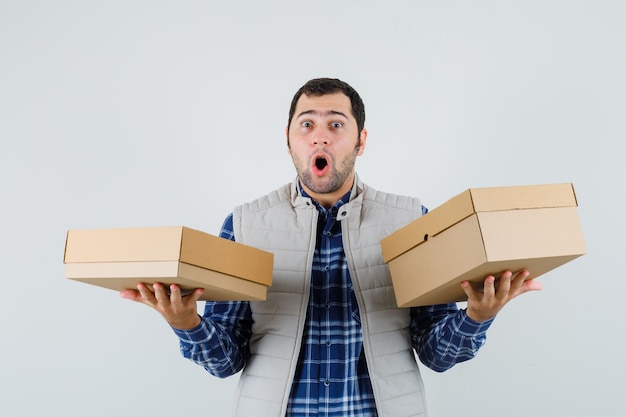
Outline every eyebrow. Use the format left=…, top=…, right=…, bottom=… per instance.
left=295, top=109, right=349, bottom=120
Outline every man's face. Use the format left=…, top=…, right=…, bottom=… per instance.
left=287, top=92, right=367, bottom=206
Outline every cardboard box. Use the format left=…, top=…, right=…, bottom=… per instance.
left=381, top=183, right=586, bottom=307
left=64, top=226, right=274, bottom=301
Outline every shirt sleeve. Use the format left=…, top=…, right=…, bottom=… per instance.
left=171, top=213, right=254, bottom=378
left=410, top=303, right=494, bottom=373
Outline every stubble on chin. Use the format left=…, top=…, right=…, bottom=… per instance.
left=299, top=170, right=341, bottom=195
left=292, top=150, right=358, bottom=195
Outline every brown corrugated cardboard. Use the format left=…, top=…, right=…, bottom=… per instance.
left=381, top=183, right=586, bottom=307
left=64, top=226, right=273, bottom=301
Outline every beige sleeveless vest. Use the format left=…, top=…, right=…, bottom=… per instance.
left=231, top=176, right=428, bottom=417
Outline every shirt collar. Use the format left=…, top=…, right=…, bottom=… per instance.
left=298, top=181, right=352, bottom=216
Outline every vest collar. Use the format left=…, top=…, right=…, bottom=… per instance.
left=289, top=174, right=365, bottom=221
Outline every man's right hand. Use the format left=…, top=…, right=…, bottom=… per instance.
left=120, top=283, right=204, bottom=330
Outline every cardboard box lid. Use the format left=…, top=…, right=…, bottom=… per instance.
left=63, top=226, right=273, bottom=286
left=381, top=183, right=578, bottom=262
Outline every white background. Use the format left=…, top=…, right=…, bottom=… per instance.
left=1, top=1, right=624, bottom=416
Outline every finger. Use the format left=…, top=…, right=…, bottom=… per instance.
left=510, top=270, right=530, bottom=294
left=495, top=270, right=513, bottom=299
left=186, top=288, right=205, bottom=303
left=523, top=278, right=543, bottom=292
left=137, top=282, right=157, bottom=304
left=152, top=282, right=170, bottom=305
left=168, top=284, right=184, bottom=305
left=461, top=280, right=478, bottom=299
left=482, top=275, right=497, bottom=297
left=170, top=285, right=204, bottom=305
left=516, top=270, right=531, bottom=283
left=515, top=270, right=543, bottom=294
left=119, top=289, right=141, bottom=302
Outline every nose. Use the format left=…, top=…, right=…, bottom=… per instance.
left=312, top=128, right=329, bottom=146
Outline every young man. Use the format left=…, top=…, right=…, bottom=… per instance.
left=121, top=78, right=541, bottom=417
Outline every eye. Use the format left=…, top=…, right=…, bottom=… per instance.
left=301, top=121, right=313, bottom=128
left=330, top=121, right=343, bottom=128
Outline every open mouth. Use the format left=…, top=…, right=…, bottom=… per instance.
left=312, top=154, right=330, bottom=176
left=315, top=157, right=328, bottom=170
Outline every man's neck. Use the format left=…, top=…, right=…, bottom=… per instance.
left=299, top=177, right=354, bottom=209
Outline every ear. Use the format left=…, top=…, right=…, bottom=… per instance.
left=356, top=128, right=367, bottom=156
left=286, top=126, right=291, bottom=154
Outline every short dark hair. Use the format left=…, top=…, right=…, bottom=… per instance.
left=287, top=78, right=366, bottom=135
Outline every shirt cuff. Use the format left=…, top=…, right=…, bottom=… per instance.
left=171, top=318, right=213, bottom=344
left=456, top=308, right=495, bottom=336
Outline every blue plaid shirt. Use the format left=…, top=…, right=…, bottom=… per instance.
left=174, top=187, right=493, bottom=416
